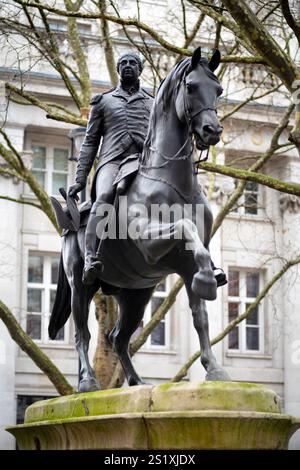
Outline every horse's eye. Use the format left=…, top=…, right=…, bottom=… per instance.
left=217, top=87, right=223, bottom=97
left=186, top=83, right=195, bottom=93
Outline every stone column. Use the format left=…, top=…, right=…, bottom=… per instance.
left=0, top=123, right=25, bottom=449
left=279, top=185, right=300, bottom=450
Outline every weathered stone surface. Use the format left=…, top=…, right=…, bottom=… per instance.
left=151, top=381, right=281, bottom=414
left=7, top=381, right=300, bottom=450
left=24, top=385, right=153, bottom=423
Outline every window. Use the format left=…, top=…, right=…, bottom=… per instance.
left=231, top=180, right=260, bottom=215
left=26, top=252, right=68, bottom=344
left=17, top=395, right=56, bottom=425
left=16, top=395, right=56, bottom=449
left=227, top=269, right=263, bottom=353
left=30, top=143, right=69, bottom=197
left=135, top=278, right=171, bottom=349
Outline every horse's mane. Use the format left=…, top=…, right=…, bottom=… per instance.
left=143, top=58, right=190, bottom=152
left=143, top=56, right=218, bottom=152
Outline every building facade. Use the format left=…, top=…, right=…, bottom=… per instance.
left=0, top=0, right=300, bottom=450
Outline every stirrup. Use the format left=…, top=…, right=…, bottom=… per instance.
left=213, top=267, right=227, bottom=287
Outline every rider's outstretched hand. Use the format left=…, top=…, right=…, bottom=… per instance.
left=68, top=182, right=86, bottom=200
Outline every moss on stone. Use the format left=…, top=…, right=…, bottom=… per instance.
left=24, top=381, right=281, bottom=425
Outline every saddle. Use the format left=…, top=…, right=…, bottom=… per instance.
left=51, top=155, right=140, bottom=234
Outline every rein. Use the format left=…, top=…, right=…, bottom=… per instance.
left=140, top=74, right=215, bottom=175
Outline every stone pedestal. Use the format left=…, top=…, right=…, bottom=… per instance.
left=7, top=381, right=300, bottom=450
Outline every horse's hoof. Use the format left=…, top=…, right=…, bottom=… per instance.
left=206, top=367, right=231, bottom=381
left=192, top=270, right=217, bottom=300
left=214, top=267, right=228, bottom=287
left=78, top=377, right=101, bottom=393
left=128, top=377, right=146, bottom=386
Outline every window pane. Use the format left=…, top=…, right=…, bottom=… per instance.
left=246, top=327, right=259, bottom=350
left=246, top=304, right=259, bottom=325
left=245, top=192, right=258, bottom=215
left=228, top=270, right=239, bottom=296
left=53, top=148, right=68, bottom=171
left=246, top=272, right=259, bottom=297
left=245, top=180, right=258, bottom=192
left=228, top=303, right=239, bottom=350
left=55, top=326, right=65, bottom=341
left=151, top=296, right=164, bottom=313
left=26, top=314, right=41, bottom=340
left=228, top=302, right=239, bottom=321
left=228, top=328, right=239, bottom=349
left=49, top=290, right=64, bottom=341
left=27, top=288, right=42, bottom=312
left=32, top=170, right=45, bottom=188
left=51, top=257, right=60, bottom=284
left=28, top=255, right=43, bottom=283
left=52, top=173, right=67, bottom=195
left=151, top=322, right=165, bottom=346
left=150, top=296, right=166, bottom=346
left=50, top=289, right=56, bottom=312
left=32, top=146, right=46, bottom=169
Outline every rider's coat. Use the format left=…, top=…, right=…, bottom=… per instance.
left=75, top=85, right=154, bottom=185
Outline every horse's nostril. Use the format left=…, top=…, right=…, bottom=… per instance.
left=203, top=124, right=223, bottom=136
left=203, top=124, right=216, bottom=135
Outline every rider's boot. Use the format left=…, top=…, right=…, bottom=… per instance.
left=211, top=260, right=227, bottom=287
left=82, top=208, right=103, bottom=285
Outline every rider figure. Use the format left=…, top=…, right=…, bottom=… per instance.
left=68, top=53, right=154, bottom=285
left=68, top=52, right=227, bottom=288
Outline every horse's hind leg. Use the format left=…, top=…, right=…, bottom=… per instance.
left=63, top=232, right=101, bottom=392
left=72, top=282, right=101, bottom=392
left=111, top=287, right=155, bottom=386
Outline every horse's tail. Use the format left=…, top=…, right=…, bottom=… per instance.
left=48, top=253, right=71, bottom=339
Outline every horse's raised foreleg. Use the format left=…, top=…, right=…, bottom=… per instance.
left=184, top=277, right=231, bottom=381
left=63, top=232, right=101, bottom=392
left=111, top=287, right=155, bottom=386
left=138, top=218, right=216, bottom=300
left=180, top=218, right=217, bottom=300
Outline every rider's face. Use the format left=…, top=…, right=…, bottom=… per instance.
left=118, top=57, right=140, bottom=83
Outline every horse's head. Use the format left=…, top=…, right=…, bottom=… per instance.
left=175, top=47, right=223, bottom=150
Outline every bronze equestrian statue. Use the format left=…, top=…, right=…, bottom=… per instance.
left=68, top=53, right=154, bottom=285
left=50, top=49, right=230, bottom=392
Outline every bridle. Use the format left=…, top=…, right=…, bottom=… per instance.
left=182, top=74, right=220, bottom=171
left=138, top=68, right=220, bottom=201
left=141, top=73, right=218, bottom=174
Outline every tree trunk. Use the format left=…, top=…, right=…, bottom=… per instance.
left=93, top=291, right=119, bottom=389
left=0, top=299, right=74, bottom=395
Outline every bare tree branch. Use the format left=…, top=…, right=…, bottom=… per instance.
left=172, top=253, right=300, bottom=382
left=6, top=83, right=86, bottom=126
left=198, top=161, right=300, bottom=196
left=99, top=0, right=118, bottom=87
left=0, top=195, right=42, bottom=210
left=280, top=0, right=300, bottom=45
left=0, top=299, right=75, bottom=395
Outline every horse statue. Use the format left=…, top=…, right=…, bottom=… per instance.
left=49, top=47, right=230, bottom=392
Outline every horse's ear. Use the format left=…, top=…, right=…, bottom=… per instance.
left=209, top=49, right=221, bottom=72
left=191, top=47, right=201, bottom=69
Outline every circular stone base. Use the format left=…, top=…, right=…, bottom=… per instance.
left=7, top=381, right=300, bottom=450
